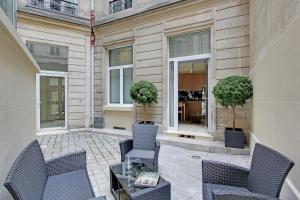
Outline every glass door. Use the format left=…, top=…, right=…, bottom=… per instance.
left=37, top=74, right=67, bottom=130
left=168, top=57, right=210, bottom=132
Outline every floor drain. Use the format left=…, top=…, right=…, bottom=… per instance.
left=192, top=155, right=201, bottom=159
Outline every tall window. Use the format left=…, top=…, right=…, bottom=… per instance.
left=109, top=46, right=133, bottom=104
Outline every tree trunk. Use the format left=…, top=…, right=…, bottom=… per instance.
left=232, top=106, right=236, bottom=130
left=143, top=105, right=147, bottom=124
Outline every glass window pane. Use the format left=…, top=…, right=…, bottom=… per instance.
left=109, top=46, right=133, bottom=67
left=110, top=69, right=120, bottom=103
left=0, top=0, right=14, bottom=24
left=169, top=30, right=211, bottom=58
left=40, top=76, right=65, bottom=128
left=26, top=42, right=68, bottom=72
left=169, top=61, right=174, bottom=127
left=123, top=67, right=133, bottom=104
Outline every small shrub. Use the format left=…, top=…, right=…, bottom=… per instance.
left=130, top=80, right=158, bottom=124
left=213, top=75, right=253, bottom=129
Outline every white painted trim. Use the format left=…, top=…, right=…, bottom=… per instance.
left=169, top=54, right=211, bottom=62
left=207, top=59, right=212, bottom=132
left=36, top=74, right=40, bottom=131
left=167, top=54, right=212, bottom=132
left=249, top=132, right=300, bottom=199
left=106, top=45, right=134, bottom=106
left=107, top=64, right=133, bottom=104
left=174, top=60, right=178, bottom=130
left=36, top=72, right=68, bottom=131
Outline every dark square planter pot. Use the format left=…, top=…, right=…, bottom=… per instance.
left=137, top=121, right=155, bottom=125
left=225, top=128, right=244, bottom=149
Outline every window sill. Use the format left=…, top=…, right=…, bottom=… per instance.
left=103, top=104, right=134, bottom=112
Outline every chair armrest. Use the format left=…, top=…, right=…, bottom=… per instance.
left=213, top=190, right=279, bottom=200
left=119, top=139, right=133, bottom=162
left=88, top=196, right=106, bottom=200
left=130, top=181, right=171, bottom=200
left=46, top=150, right=86, bottom=176
left=202, top=160, right=249, bottom=188
left=153, top=140, right=160, bottom=171
left=155, top=140, right=160, bottom=152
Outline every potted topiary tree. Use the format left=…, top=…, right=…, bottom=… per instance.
left=130, top=80, right=158, bottom=125
left=213, top=75, right=253, bottom=149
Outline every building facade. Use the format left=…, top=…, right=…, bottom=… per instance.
left=3, top=0, right=299, bottom=199
left=17, top=0, right=93, bottom=130
left=15, top=0, right=250, bottom=139
left=94, top=0, right=250, bottom=140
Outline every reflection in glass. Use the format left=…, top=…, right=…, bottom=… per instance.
left=40, top=76, right=65, bottom=128
left=0, top=0, right=14, bottom=24
left=26, top=42, right=68, bottom=72
left=109, top=46, right=133, bottom=67
left=110, top=69, right=120, bottom=103
left=169, top=61, right=174, bottom=127
left=123, top=68, right=133, bottom=104
left=169, top=30, right=211, bottom=58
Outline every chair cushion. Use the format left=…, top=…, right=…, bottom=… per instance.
left=132, top=124, right=158, bottom=151
left=43, top=169, right=94, bottom=200
left=126, top=149, right=155, bottom=160
left=203, top=183, right=249, bottom=200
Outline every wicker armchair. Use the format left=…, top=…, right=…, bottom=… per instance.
left=4, top=140, right=106, bottom=200
left=202, top=143, right=295, bottom=200
left=130, top=181, right=171, bottom=200
left=120, top=124, right=160, bottom=171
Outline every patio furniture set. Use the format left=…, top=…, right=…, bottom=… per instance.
left=4, top=124, right=295, bottom=200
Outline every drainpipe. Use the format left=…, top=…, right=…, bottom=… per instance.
left=90, top=0, right=95, bottom=127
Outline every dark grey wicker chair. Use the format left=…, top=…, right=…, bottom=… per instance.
left=119, top=124, right=160, bottom=172
left=4, top=140, right=106, bottom=200
left=202, top=143, right=295, bottom=200
left=130, top=181, right=171, bottom=200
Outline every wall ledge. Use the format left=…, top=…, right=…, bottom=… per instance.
left=103, top=104, right=134, bottom=112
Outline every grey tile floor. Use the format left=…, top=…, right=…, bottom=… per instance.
left=37, top=132, right=251, bottom=200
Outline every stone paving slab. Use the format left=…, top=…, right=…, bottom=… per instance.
left=37, top=132, right=250, bottom=200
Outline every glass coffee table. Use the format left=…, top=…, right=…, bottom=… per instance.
left=109, top=160, right=171, bottom=200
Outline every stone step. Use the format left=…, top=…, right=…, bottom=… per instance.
left=162, top=130, right=214, bottom=141
left=49, top=128, right=250, bottom=155
left=158, top=135, right=249, bottom=155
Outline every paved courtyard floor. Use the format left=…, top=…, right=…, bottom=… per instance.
left=37, top=131, right=251, bottom=200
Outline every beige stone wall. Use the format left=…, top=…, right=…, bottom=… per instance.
left=0, top=9, right=38, bottom=199
left=249, top=0, right=300, bottom=199
left=94, top=0, right=250, bottom=135
left=17, top=15, right=91, bottom=129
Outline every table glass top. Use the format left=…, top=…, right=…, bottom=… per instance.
left=110, top=160, right=165, bottom=194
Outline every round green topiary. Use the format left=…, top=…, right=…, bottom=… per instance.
left=213, top=75, right=253, bottom=129
left=130, top=80, right=158, bottom=123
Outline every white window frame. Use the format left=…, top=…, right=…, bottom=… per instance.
left=107, top=45, right=134, bottom=105
left=36, top=70, right=68, bottom=131
left=108, top=64, right=133, bottom=105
